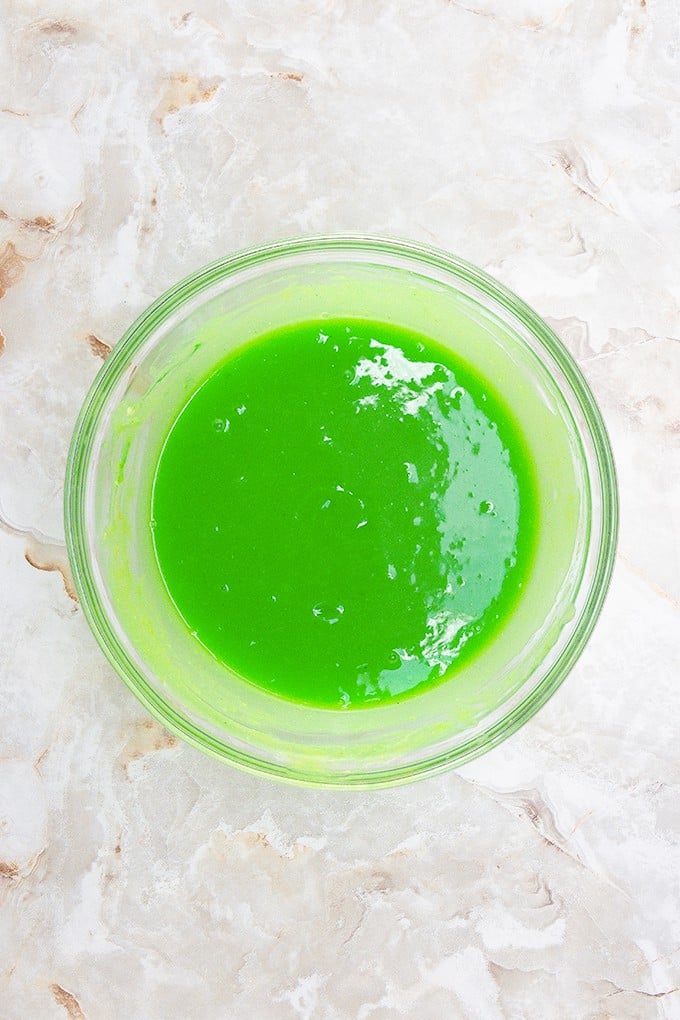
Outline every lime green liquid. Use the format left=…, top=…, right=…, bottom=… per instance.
left=152, top=318, right=537, bottom=708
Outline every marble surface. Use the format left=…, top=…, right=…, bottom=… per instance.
left=1, top=0, right=679, bottom=1016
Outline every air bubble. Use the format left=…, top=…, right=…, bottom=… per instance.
left=479, top=500, right=496, bottom=516
left=450, top=387, right=465, bottom=410
left=312, top=601, right=345, bottom=624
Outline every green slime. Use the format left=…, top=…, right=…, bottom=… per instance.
left=151, top=318, right=537, bottom=707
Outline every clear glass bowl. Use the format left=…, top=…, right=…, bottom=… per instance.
left=65, top=235, right=618, bottom=787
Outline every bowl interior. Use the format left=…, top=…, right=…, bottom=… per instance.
left=66, top=238, right=616, bottom=785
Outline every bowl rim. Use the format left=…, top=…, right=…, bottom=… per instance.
left=64, top=233, right=619, bottom=788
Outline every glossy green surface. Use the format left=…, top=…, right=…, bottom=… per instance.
left=152, top=318, right=538, bottom=707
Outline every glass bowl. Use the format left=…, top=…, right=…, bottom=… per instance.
left=65, top=235, right=618, bottom=787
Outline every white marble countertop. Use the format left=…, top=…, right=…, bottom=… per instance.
left=1, top=2, right=679, bottom=1017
